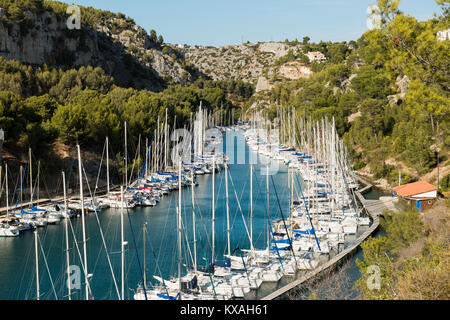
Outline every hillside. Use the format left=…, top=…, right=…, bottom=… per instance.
left=175, top=41, right=311, bottom=85
left=0, top=0, right=448, bottom=193
left=0, top=0, right=198, bottom=91
left=356, top=198, right=450, bottom=300
left=238, top=3, right=450, bottom=191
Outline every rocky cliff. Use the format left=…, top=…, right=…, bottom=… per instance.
left=0, top=5, right=194, bottom=91
left=0, top=3, right=313, bottom=93
left=175, top=41, right=313, bottom=89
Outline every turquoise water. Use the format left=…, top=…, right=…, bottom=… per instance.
left=0, top=131, right=292, bottom=300
left=0, top=130, right=390, bottom=300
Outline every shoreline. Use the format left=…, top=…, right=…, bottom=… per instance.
left=260, top=175, right=380, bottom=300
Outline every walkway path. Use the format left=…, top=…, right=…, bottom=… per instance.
left=261, top=175, right=384, bottom=300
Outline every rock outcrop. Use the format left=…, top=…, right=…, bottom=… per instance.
left=176, top=42, right=307, bottom=85
left=0, top=7, right=194, bottom=91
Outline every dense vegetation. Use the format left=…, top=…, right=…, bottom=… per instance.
left=0, top=1, right=256, bottom=155
left=0, top=55, right=251, bottom=154
left=355, top=200, right=449, bottom=299
left=0, top=0, right=447, bottom=187
left=0, top=0, right=134, bottom=30
left=261, top=0, right=449, bottom=184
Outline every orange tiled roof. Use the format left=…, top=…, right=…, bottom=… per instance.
left=392, top=180, right=437, bottom=198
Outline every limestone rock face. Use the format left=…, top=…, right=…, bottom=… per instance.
left=255, top=76, right=273, bottom=92
left=278, top=61, right=312, bottom=80
left=0, top=7, right=193, bottom=91
left=388, top=75, right=410, bottom=105
left=258, top=42, right=290, bottom=59
left=178, top=42, right=306, bottom=85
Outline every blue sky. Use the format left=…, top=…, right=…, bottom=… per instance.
left=65, top=0, right=442, bottom=46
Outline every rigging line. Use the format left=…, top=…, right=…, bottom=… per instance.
left=293, top=171, right=321, bottom=250
left=125, top=200, right=148, bottom=301
left=0, top=166, right=4, bottom=196
left=225, top=168, right=248, bottom=250
left=65, top=156, right=76, bottom=201
left=227, top=167, right=252, bottom=246
left=16, top=229, right=34, bottom=299
left=184, top=178, right=212, bottom=250
left=335, top=144, right=359, bottom=211
left=153, top=190, right=174, bottom=276
left=180, top=215, right=194, bottom=271
left=251, top=169, right=284, bottom=269
left=37, top=233, right=58, bottom=300
left=31, top=161, right=39, bottom=203
left=143, top=224, right=170, bottom=296
left=179, top=177, right=194, bottom=268
left=12, top=158, right=28, bottom=209
left=232, top=248, right=252, bottom=287
left=140, top=136, right=154, bottom=180
left=182, top=175, right=217, bottom=297
left=90, top=213, right=112, bottom=283
left=81, top=162, right=121, bottom=299
left=93, top=139, right=106, bottom=197
left=67, top=209, right=94, bottom=299
left=128, top=135, right=141, bottom=187
left=270, top=175, right=297, bottom=265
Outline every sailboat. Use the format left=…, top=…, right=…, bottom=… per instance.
left=134, top=162, right=209, bottom=300
left=0, top=164, right=20, bottom=237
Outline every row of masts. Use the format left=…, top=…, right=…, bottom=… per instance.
left=26, top=104, right=224, bottom=300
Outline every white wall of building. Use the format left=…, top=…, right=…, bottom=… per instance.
left=410, top=190, right=437, bottom=199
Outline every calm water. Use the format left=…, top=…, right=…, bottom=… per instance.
left=0, top=130, right=390, bottom=300
left=296, top=186, right=390, bottom=300
left=0, top=131, right=293, bottom=300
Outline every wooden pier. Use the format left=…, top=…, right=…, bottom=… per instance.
left=0, top=184, right=112, bottom=218
left=261, top=175, right=389, bottom=300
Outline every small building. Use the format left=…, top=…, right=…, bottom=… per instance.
left=437, top=29, right=449, bottom=41
left=392, top=180, right=437, bottom=211
left=306, top=51, right=326, bottom=63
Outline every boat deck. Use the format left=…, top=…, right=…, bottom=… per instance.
left=261, top=176, right=386, bottom=300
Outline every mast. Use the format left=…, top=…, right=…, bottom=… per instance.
left=288, top=167, right=294, bottom=236
left=106, top=137, right=110, bottom=195
left=29, top=148, right=33, bottom=206
left=145, top=138, right=148, bottom=179
left=121, top=186, right=125, bottom=300
left=124, top=122, right=128, bottom=188
left=77, top=145, right=89, bottom=300
left=266, top=165, right=270, bottom=249
left=34, top=229, right=40, bottom=300
left=250, top=164, right=254, bottom=251
left=143, top=223, right=147, bottom=288
left=63, top=171, right=71, bottom=300
left=211, top=156, right=215, bottom=265
left=191, top=169, right=197, bottom=273
left=164, top=108, right=168, bottom=170
left=177, top=161, right=182, bottom=300
left=5, top=163, right=8, bottom=218
left=155, top=118, right=160, bottom=172
left=225, top=161, right=230, bottom=258
left=20, top=165, right=23, bottom=208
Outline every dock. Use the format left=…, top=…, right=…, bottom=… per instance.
left=0, top=184, right=112, bottom=217
left=261, top=175, right=392, bottom=300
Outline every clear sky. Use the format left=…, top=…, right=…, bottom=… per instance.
left=64, top=0, right=442, bottom=46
